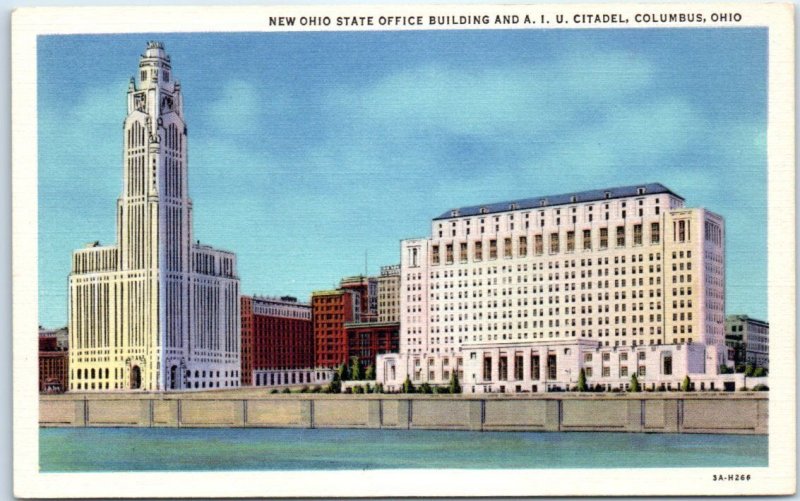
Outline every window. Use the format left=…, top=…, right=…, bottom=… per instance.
left=489, top=239, right=498, bottom=259
left=504, top=238, right=512, bottom=258
left=638, top=351, right=646, bottom=360
left=634, top=224, right=642, bottom=245
left=677, top=220, right=687, bottom=242
left=620, top=366, right=629, bottom=377
left=445, top=244, right=453, bottom=264
left=651, top=222, right=660, bottom=244
left=474, top=241, right=483, bottom=261
left=616, top=226, right=625, bottom=247
left=585, top=367, right=593, bottom=377
left=534, top=235, right=543, bottom=255
left=519, top=236, right=528, bottom=257
left=602, top=352, right=610, bottom=362
left=431, top=245, right=440, bottom=265
left=600, top=228, right=608, bottom=249
left=547, top=355, right=557, bottom=379
left=483, top=357, right=492, bottom=380
left=497, top=357, right=507, bottom=381
left=638, top=365, right=646, bottom=376
left=583, top=229, right=591, bottom=250
left=566, top=231, right=575, bottom=252
left=663, top=355, right=672, bottom=375
left=602, top=366, right=611, bottom=377
left=550, top=233, right=559, bottom=254
left=584, top=353, right=593, bottom=363
left=531, top=355, right=540, bottom=380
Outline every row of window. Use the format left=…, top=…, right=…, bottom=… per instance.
left=431, top=224, right=662, bottom=265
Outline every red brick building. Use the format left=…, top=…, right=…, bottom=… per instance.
left=39, top=336, right=68, bottom=393
left=344, top=321, right=400, bottom=370
left=312, top=289, right=359, bottom=368
left=240, top=295, right=313, bottom=386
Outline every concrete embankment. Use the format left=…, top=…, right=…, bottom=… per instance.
left=39, top=392, right=768, bottom=434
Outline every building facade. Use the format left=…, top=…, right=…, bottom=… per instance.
left=240, top=295, right=315, bottom=386
left=312, top=289, right=360, bottom=368
left=377, top=183, right=729, bottom=392
left=39, top=326, right=69, bottom=351
left=377, top=264, right=401, bottom=323
left=39, top=336, right=69, bottom=393
left=68, top=42, right=240, bottom=392
left=344, top=321, right=400, bottom=370
left=725, top=315, right=769, bottom=369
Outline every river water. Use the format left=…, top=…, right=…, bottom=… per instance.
left=40, top=428, right=767, bottom=471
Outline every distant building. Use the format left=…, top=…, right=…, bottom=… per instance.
left=377, top=265, right=401, bottom=323
left=240, top=295, right=315, bottom=386
left=725, top=315, right=769, bottom=369
left=39, top=326, right=69, bottom=350
left=339, top=275, right=378, bottom=320
left=39, top=335, right=68, bottom=393
left=344, top=321, right=400, bottom=371
left=312, top=289, right=360, bottom=368
left=313, top=270, right=401, bottom=370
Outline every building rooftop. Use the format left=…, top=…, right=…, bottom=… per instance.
left=434, top=183, right=682, bottom=220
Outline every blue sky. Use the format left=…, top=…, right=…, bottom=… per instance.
left=38, top=29, right=767, bottom=328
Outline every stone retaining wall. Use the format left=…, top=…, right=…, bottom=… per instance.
left=39, top=393, right=768, bottom=434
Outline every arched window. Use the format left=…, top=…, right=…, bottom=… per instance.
left=91, top=368, right=95, bottom=379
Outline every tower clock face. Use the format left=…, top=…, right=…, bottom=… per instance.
left=134, top=93, right=146, bottom=112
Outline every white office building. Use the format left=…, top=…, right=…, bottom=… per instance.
left=377, top=184, right=731, bottom=392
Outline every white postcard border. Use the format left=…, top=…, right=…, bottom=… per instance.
left=12, top=3, right=795, bottom=497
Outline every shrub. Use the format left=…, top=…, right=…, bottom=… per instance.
left=419, top=382, right=433, bottom=394
left=449, top=372, right=462, bottom=394
left=365, top=383, right=373, bottom=393
left=753, top=367, right=767, bottom=377
left=402, top=376, right=415, bottom=394
left=681, top=375, right=691, bottom=392
left=344, top=387, right=353, bottom=394
left=281, top=387, right=291, bottom=394
left=753, top=384, right=769, bottom=391
left=739, top=386, right=750, bottom=391
left=352, top=385, right=365, bottom=394
left=629, top=374, right=640, bottom=393
left=270, top=389, right=279, bottom=394
left=310, top=385, right=322, bottom=393
left=744, top=364, right=755, bottom=377
left=577, top=368, right=587, bottom=392
left=299, top=385, right=309, bottom=393
left=365, top=365, right=376, bottom=381
left=719, top=365, right=733, bottom=374
left=350, top=357, right=362, bottom=381
left=374, top=383, right=384, bottom=394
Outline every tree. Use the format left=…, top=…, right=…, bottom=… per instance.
left=629, top=373, right=640, bottom=393
left=365, top=364, right=375, bottom=381
left=449, top=372, right=462, bottom=394
left=419, top=382, right=433, bottom=394
left=744, top=364, right=754, bottom=377
left=681, top=375, right=691, bottom=392
left=719, top=365, right=733, bottom=375
left=753, top=367, right=767, bottom=377
left=350, top=357, right=362, bottom=381
left=577, top=368, right=587, bottom=392
left=402, top=375, right=415, bottom=394
left=337, top=362, right=350, bottom=382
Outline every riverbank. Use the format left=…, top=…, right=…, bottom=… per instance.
left=40, top=391, right=767, bottom=434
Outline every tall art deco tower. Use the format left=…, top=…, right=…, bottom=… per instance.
left=68, top=42, right=241, bottom=392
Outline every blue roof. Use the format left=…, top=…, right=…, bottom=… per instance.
left=434, top=183, right=682, bottom=220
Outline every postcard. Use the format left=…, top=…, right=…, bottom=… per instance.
left=12, top=3, right=795, bottom=498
